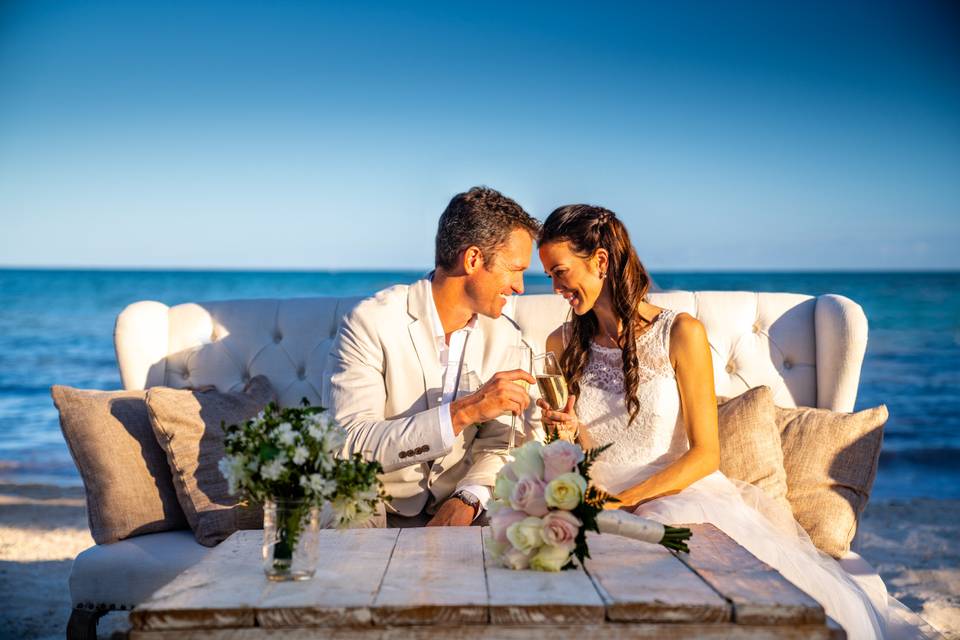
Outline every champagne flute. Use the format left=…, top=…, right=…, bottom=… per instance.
left=504, top=344, right=532, bottom=451
left=533, top=352, right=568, bottom=411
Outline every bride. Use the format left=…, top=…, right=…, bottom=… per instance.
left=535, top=204, right=933, bottom=639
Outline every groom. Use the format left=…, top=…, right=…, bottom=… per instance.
left=324, top=187, right=540, bottom=527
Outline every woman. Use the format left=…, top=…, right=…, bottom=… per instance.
left=536, top=204, right=931, bottom=639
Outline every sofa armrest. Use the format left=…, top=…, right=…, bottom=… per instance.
left=815, top=294, right=868, bottom=412
left=114, top=300, right=170, bottom=390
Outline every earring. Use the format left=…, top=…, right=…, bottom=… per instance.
left=600, top=270, right=607, bottom=279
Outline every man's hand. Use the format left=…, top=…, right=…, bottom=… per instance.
left=426, top=497, right=476, bottom=527
left=449, top=369, right=536, bottom=435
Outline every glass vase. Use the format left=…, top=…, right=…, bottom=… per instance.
left=262, top=497, right=320, bottom=581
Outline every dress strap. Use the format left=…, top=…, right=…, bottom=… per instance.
left=656, top=309, right=679, bottom=359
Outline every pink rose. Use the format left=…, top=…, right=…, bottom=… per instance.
left=540, top=510, right=581, bottom=550
left=541, top=440, right=585, bottom=482
left=509, top=476, right=549, bottom=517
left=490, top=507, right=527, bottom=544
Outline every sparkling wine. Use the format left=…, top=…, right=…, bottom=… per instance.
left=536, top=373, right=568, bottom=411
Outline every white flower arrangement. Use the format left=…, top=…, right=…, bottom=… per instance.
left=487, top=433, right=692, bottom=572
left=219, top=401, right=387, bottom=529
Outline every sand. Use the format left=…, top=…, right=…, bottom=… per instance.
left=0, top=482, right=957, bottom=639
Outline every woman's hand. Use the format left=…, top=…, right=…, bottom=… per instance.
left=537, top=394, right=579, bottom=442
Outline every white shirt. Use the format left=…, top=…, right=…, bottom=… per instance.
left=427, top=287, right=491, bottom=513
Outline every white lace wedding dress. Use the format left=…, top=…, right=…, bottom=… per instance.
left=573, top=309, right=934, bottom=639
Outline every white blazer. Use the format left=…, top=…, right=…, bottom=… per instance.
left=323, top=278, right=532, bottom=517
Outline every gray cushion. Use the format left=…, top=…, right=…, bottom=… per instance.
left=145, top=377, right=274, bottom=547
left=51, top=386, right=188, bottom=544
left=69, top=530, right=208, bottom=608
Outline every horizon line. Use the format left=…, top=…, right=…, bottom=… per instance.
left=2, top=265, right=958, bottom=275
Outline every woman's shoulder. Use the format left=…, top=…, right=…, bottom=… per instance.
left=667, top=312, right=707, bottom=353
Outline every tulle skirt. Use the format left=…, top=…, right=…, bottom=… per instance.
left=607, top=468, right=936, bottom=639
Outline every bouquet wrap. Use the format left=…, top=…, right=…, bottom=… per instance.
left=596, top=510, right=665, bottom=543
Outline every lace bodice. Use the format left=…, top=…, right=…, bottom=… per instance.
left=575, top=309, right=689, bottom=493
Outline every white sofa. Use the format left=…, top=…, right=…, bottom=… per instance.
left=68, top=289, right=876, bottom=637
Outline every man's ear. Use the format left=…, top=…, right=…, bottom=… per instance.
left=462, top=246, right=484, bottom=274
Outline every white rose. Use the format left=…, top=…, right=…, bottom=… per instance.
left=544, top=472, right=587, bottom=510
left=493, top=473, right=517, bottom=502
left=502, top=547, right=532, bottom=570
left=506, top=516, right=544, bottom=555
left=274, top=422, right=296, bottom=446
left=510, top=441, right=545, bottom=480
left=261, top=456, right=287, bottom=481
left=308, top=474, right=336, bottom=496
left=530, top=544, right=573, bottom=572
left=292, top=446, right=309, bottom=465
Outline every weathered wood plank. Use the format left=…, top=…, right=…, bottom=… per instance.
left=131, top=530, right=261, bottom=630
left=482, top=528, right=604, bottom=625
left=584, top=531, right=730, bottom=623
left=371, top=526, right=488, bottom=625
left=675, top=524, right=825, bottom=626
left=257, top=528, right=400, bottom=628
left=130, top=622, right=842, bottom=640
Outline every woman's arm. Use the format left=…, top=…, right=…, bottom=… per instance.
left=608, top=313, right=720, bottom=509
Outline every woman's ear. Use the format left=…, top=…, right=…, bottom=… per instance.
left=594, top=248, right=609, bottom=275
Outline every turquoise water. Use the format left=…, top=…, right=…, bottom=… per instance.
left=1, top=269, right=957, bottom=499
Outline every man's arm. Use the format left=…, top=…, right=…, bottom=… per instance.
left=324, top=307, right=450, bottom=473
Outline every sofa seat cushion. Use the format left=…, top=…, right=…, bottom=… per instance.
left=69, top=530, right=209, bottom=609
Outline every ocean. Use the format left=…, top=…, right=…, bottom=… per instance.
left=1, top=269, right=957, bottom=500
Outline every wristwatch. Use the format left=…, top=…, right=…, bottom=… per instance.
left=452, top=490, right=481, bottom=516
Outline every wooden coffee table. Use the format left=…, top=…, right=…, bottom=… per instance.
left=130, top=524, right=842, bottom=638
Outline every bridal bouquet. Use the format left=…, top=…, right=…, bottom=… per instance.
left=487, top=434, right=692, bottom=572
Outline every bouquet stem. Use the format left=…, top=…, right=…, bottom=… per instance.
left=595, top=510, right=692, bottom=553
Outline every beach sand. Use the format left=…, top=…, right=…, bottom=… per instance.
left=0, top=482, right=957, bottom=639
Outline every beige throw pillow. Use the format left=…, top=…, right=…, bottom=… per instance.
left=717, top=386, right=793, bottom=517
left=146, top=376, right=275, bottom=546
left=51, top=386, right=188, bottom=544
left=777, top=404, right=887, bottom=558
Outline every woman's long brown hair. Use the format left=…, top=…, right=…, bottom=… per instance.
left=539, top=205, right=652, bottom=425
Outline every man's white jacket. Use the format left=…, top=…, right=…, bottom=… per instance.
left=323, top=278, right=532, bottom=517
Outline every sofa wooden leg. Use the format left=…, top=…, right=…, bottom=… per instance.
left=67, top=607, right=107, bottom=640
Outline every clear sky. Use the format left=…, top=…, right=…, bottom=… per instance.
left=1, top=1, right=958, bottom=270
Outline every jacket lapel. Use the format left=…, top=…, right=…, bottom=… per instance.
left=407, top=279, right=444, bottom=408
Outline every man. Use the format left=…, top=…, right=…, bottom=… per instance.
left=323, top=187, right=540, bottom=526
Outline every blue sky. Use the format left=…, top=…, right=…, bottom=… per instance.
left=1, top=1, right=958, bottom=270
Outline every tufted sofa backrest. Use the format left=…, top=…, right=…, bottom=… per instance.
left=115, top=291, right=867, bottom=412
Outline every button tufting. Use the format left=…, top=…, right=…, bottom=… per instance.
left=752, top=323, right=761, bottom=334
left=725, top=363, right=735, bottom=374
left=242, top=371, right=251, bottom=382
left=783, top=360, right=793, bottom=370
left=297, top=367, right=306, bottom=380
left=273, top=332, right=282, bottom=343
